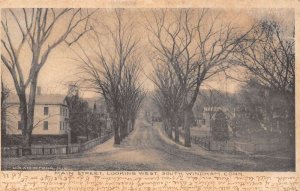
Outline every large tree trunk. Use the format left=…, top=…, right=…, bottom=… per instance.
left=120, top=115, right=127, bottom=140
left=19, top=73, right=38, bottom=155
left=114, top=123, right=121, bottom=145
left=120, top=121, right=126, bottom=140
left=113, top=118, right=121, bottom=145
left=167, top=118, right=173, bottom=139
left=18, top=92, right=28, bottom=149
left=163, top=119, right=167, bottom=131
left=183, top=107, right=192, bottom=147
left=1, top=107, right=6, bottom=144
left=127, top=120, right=131, bottom=134
left=124, top=118, right=129, bottom=137
left=25, top=74, right=39, bottom=149
left=132, top=118, right=136, bottom=131
left=174, top=116, right=179, bottom=143
left=163, top=118, right=170, bottom=137
left=19, top=93, right=30, bottom=156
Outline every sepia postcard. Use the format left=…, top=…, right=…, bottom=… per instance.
left=0, top=0, right=299, bottom=190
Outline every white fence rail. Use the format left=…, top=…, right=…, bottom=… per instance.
left=2, top=132, right=113, bottom=158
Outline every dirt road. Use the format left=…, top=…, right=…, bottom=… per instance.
left=2, top=118, right=294, bottom=171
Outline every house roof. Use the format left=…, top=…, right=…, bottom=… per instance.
left=84, top=97, right=106, bottom=113
left=6, top=94, right=67, bottom=105
left=203, top=107, right=234, bottom=118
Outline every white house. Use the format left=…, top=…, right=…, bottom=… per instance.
left=196, top=107, right=234, bottom=131
left=5, top=94, right=69, bottom=135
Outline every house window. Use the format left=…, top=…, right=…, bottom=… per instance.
left=18, top=121, right=22, bottom=130
left=43, top=121, right=48, bottom=130
left=44, top=106, right=49, bottom=115
left=60, top=121, right=62, bottom=130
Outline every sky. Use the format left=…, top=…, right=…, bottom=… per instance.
left=1, top=8, right=294, bottom=98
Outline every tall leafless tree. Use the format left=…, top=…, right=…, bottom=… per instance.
left=235, top=19, right=294, bottom=94
left=147, top=9, right=253, bottom=147
left=76, top=9, right=144, bottom=144
left=1, top=9, right=94, bottom=150
left=121, top=62, right=145, bottom=136
left=1, top=79, right=10, bottom=139
left=151, top=64, right=184, bottom=143
left=234, top=19, right=295, bottom=123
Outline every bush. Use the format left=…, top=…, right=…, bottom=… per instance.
left=211, top=110, right=229, bottom=141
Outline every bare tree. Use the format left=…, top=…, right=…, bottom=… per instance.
left=1, top=79, right=10, bottom=111
left=152, top=90, right=172, bottom=138
left=234, top=19, right=294, bottom=96
left=147, top=9, right=252, bottom=147
left=234, top=19, right=295, bottom=133
left=151, top=64, right=184, bottom=143
left=1, top=9, right=94, bottom=150
left=124, top=63, right=145, bottom=133
left=1, top=79, right=10, bottom=140
left=119, top=61, right=145, bottom=139
left=76, top=9, right=143, bottom=144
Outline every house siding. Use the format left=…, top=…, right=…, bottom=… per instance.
left=6, top=104, right=68, bottom=135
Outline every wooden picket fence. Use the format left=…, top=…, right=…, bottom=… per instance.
left=190, top=135, right=288, bottom=154
left=191, top=135, right=210, bottom=150
left=180, top=129, right=289, bottom=154
left=2, top=132, right=113, bottom=158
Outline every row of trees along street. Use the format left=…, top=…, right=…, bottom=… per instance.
left=148, top=9, right=294, bottom=147
left=1, top=9, right=145, bottom=151
left=148, top=9, right=254, bottom=147
left=1, top=8, right=294, bottom=150
left=73, top=10, right=145, bottom=145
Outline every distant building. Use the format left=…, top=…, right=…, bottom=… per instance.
left=84, top=97, right=112, bottom=132
left=204, top=107, right=233, bottom=126
left=5, top=93, right=69, bottom=136
left=196, top=107, right=233, bottom=132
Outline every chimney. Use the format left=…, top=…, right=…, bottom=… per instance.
left=37, top=86, right=42, bottom=96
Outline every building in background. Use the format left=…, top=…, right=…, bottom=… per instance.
left=4, top=88, right=69, bottom=145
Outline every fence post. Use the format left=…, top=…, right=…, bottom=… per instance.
left=208, top=137, right=210, bottom=151
left=234, top=142, right=236, bottom=155
left=18, top=147, right=22, bottom=157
